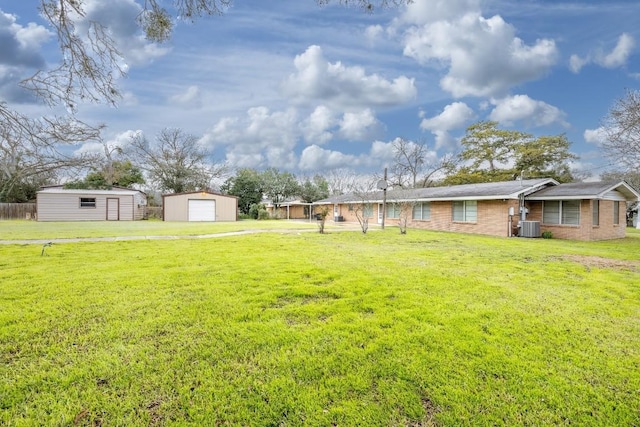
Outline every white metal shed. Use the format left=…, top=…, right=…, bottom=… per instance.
left=162, top=191, right=238, bottom=222
left=37, top=188, right=147, bottom=221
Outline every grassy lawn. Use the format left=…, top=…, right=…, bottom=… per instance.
left=0, top=219, right=326, bottom=240
left=1, top=226, right=639, bottom=426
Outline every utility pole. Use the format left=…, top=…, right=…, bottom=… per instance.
left=378, top=167, right=388, bottom=230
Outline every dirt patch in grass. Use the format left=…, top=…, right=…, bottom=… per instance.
left=563, top=255, right=639, bottom=272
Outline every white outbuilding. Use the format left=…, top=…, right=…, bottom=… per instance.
left=36, top=187, right=147, bottom=221
left=162, top=191, right=238, bottom=222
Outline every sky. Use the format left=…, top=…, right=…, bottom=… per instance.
left=1, top=0, right=639, bottom=180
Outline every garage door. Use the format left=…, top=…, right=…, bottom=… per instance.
left=188, top=199, right=216, bottom=221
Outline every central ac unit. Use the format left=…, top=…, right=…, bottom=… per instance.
left=520, top=220, right=541, bottom=238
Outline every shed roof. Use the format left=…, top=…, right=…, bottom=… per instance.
left=38, top=188, right=144, bottom=196
left=527, top=181, right=640, bottom=201
left=315, top=178, right=557, bottom=204
left=162, top=191, right=238, bottom=199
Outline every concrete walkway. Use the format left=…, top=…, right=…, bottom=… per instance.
left=0, top=224, right=368, bottom=245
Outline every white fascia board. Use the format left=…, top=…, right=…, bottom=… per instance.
left=600, top=182, right=640, bottom=200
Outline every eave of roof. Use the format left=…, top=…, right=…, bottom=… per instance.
left=527, top=181, right=640, bottom=201
left=314, top=178, right=558, bottom=204
left=38, top=188, right=144, bottom=196
left=162, top=191, right=238, bottom=199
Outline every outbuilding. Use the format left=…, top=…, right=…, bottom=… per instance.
left=162, top=191, right=238, bottom=222
left=37, top=187, right=147, bottom=221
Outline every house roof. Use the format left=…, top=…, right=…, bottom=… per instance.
left=38, top=188, right=145, bottom=196
left=527, top=181, right=640, bottom=201
left=315, top=178, right=557, bottom=204
left=162, top=190, right=238, bottom=199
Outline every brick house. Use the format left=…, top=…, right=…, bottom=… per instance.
left=525, top=181, right=639, bottom=240
left=313, top=179, right=639, bottom=241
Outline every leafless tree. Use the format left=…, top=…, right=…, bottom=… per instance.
left=602, top=89, right=640, bottom=171
left=390, top=137, right=427, bottom=188
left=0, top=107, right=100, bottom=201
left=350, top=177, right=378, bottom=234
left=387, top=188, right=417, bottom=234
left=420, top=152, right=459, bottom=187
left=326, top=168, right=358, bottom=195
left=315, top=205, right=330, bottom=234
left=126, top=128, right=226, bottom=194
left=390, top=137, right=458, bottom=188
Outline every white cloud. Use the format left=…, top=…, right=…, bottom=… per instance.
left=75, top=129, right=140, bottom=156
left=398, top=0, right=481, bottom=26
left=282, top=45, right=416, bottom=109
left=338, top=109, right=383, bottom=141
left=420, top=102, right=475, bottom=132
left=419, top=102, right=474, bottom=150
left=299, top=145, right=359, bottom=171
left=369, top=139, right=395, bottom=162
left=169, top=85, right=202, bottom=108
left=584, top=127, right=608, bottom=145
left=201, top=107, right=300, bottom=169
left=401, top=10, right=558, bottom=98
left=489, top=94, right=569, bottom=128
left=432, top=130, right=458, bottom=151
left=301, top=105, right=336, bottom=145
left=79, top=0, right=171, bottom=66
left=598, top=33, right=635, bottom=69
left=569, top=33, right=635, bottom=73
left=0, top=12, right=51, bottom=68
left=569, top=54, right=589, bottom=73
left=365, top=25, right=384, bottom=45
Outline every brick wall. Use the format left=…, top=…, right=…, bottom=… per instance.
left=527, top=199, right=627, bottom=240
left=331, top=200, right=519, bottom=237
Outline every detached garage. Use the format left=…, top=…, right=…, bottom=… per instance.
left=37, top=187, right=147, bottom=221
left=162, top=191, right=238, bottom=222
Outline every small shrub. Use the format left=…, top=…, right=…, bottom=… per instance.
left=249, top=203, right=268, bottom=220
left=542, top=231, right=553, bottom=239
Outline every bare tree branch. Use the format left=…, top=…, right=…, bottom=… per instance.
left=1, top=104, right=100, bottom=201
left=126, top=128, right=227, bottom=193
left=20, top=1, right=125, bottom=111
left=602, top=89, right=640, bottom=171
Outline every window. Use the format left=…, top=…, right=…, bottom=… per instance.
left=412, top=202, right=431, bottom=220
left=386, top=203, right=401, bottom=219
left=543, top=200, right=580, bottom=225
left=452, top=200, right=477, bottom=222
left=592, top=200, right=599, bottom=226
left=613, top=201, right=620, bottom=225
left=80, top=197, right=96, bottom=208
left=363, top=204, right=373, bottom=217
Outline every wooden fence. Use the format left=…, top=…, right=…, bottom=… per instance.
left=147, top=206, right=162, bottom=219
left=0, top=203, right=37, bottom=220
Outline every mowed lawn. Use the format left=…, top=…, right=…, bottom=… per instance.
left=1, top=225, right=639, bottom=426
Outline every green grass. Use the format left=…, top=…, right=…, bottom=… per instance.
left=0, top=219, right=326, bottom=240
left=1, top=226, right=639, bottom=426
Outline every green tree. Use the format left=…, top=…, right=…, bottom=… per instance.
left=444, top=121, right=578, bottom=184
left=221, top=168, right=263, bottom=215
left=298, top=175, right=330, bottom=203
left=260, top=168, right=299, bottom=209
left=513, top=134, right=576, bottom=183
left=64, top=160, right=145, bottom=190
